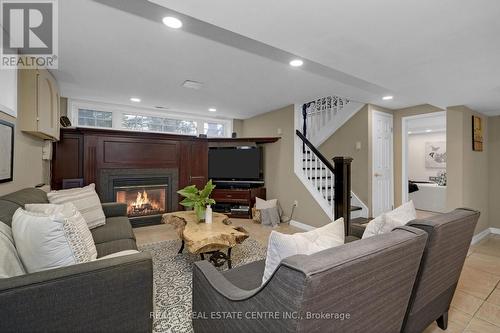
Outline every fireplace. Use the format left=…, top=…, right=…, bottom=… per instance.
left=99, top=168, right=178, bottom=227
left=115, top=184, right=167, bottom=218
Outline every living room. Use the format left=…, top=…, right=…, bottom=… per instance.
left=1, top=1, right=500, bottom=332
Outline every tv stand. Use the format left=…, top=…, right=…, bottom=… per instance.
left=213, top=180, right=264, bottom=189
left=212, top=187, right=266, bottom=219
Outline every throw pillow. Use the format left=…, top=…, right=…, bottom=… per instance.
left=25, top=203, right=98, bottom=261
left=12, top=208, right=93, bottom=273
left=260, top=207, right=281, bottom=227
left=361, top=214, right=385, bottom=239
left=262, top=218, right=344, bottom=283
left=97, top=250, right=140, bottom=260
left=255, top=197, right=278, bottom=209
left=362, top=201, right=417, bottom=239
left=379, top=201, right=417, bottom=234
left=0, top=221, right=26, bottom=278
left=47, top=184, right=106, bottom=229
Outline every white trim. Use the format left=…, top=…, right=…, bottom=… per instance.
left=401, top=111, right=447, bottom=203
left=351, top=192, right=369, bottom=218
left=371, top=110, right=394, bottom=216
left=471, top=227, right=500, bottom=245
left=68, top=98, right=233, bottom=137
left=289, top=220, right=316, bottom=231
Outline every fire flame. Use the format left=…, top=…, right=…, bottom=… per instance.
left=134, top=190, right=150, bottom=208
left=127, top=190, right=163, bottom=216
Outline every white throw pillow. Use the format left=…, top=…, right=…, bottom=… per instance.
left=47, top=184, right=106, bottom=229
left=0, top=221, right=26, bottom=278
left=379, top=201, right=417, bottom=234
left=255, top=197, right=278, bottom=210
left=97, top=250, right=139, bottom=260
left=262, top=218, right=344, bottom=284
left=25, top=203, right=98, bottom=261
left=12, top=208, right=93, bottom=273
left=362, top=201, right=417, bottom=239
left=361, top=214, right=385, bottom=239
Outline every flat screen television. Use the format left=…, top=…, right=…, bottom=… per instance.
left=208, top=147, right=263, bottom=182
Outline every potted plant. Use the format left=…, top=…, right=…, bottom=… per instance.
left=177, top=180, right=216, bottom=222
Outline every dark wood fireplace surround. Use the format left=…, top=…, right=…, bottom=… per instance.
left=51, top=127, right=279, bottom=225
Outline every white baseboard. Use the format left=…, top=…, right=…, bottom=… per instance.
left=491, top=228, right=500, bottom=235
left=471, top=227, right=500, bottom=245
left=289, top=220, right=316, bottom=231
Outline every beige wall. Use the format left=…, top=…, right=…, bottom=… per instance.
left=446, top=106, right=490, bottom=234
left=488, top=116, right=500, bottom=229
left=240, top=105, right=331, bottom=227
left=232, top=119, right=244, bottom=137
left=319, top=105, right=370, bottom=212
left=393, top=104, right=445, bottom=206
left=0, top=112, right=47, bottom=196
left=60, top=97, right=68, bottom=117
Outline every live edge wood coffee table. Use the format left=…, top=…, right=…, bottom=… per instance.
left=162, top=211, right=249, bottom=269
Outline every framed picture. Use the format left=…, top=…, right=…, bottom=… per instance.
left=425, top=141, right=447, bottom=168
left=0, top=120, right=14, bottom=183
left=472, top=116, right=483, bottom=151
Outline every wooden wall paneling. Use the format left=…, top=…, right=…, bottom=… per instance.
left=51, top=132, right=84, bottom=190
left=178, top=141, right=191, bottom=210
left=98, top=136, right=179, bottom=168
left=189, top=141, right=208, bottom=189
left=83, top=135, right=98, bottom=188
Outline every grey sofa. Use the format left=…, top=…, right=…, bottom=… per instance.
left=348, top=208, right=479, bottom=332
left=193, top=226, right=428, bottom=333
left=401, top=208, right=479, bottom=333
left=0, top=188, right=153, bottom=333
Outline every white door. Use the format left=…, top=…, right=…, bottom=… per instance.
left=372, top=111, right=394, bottom=217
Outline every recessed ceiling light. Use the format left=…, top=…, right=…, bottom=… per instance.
left=130, top=97, right=141, bottom=103
left=382, top=96, right=394, bottom=100
left=426, top=129, right=432, bottom=133
left=208, top=108, right=217, bottom=112
left=408, top=131, right=413, bottom=134
left=163, top=16, right=182, bottom=29
left=182, top=80, right=203, bottom=90
left=289, top=59, right=303, bottom=67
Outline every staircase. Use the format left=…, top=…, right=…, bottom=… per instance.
left=294, top=96, right=368, bottom=234
left=301, top=96, right=365, bottom=146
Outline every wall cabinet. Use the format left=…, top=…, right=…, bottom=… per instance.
left=18, top=69, right=60, bottom=140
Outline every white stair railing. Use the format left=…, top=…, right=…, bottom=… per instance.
left=296, top=130, right=336, bottom=219
left=294, top=97, right=369, bottom=224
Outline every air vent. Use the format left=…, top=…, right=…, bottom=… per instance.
left=154, top=106, right=169, bottom=110
left=182, top=80, right=203, bottom=90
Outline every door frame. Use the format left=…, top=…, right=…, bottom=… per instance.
left=371, top=110, right=394, bottom=217
left=401, top=111, right=447, bottom=203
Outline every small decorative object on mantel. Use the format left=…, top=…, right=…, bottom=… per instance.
left=472, top=115, right=483, bottom=152
left=177, top=180, right=216, bottom=222
left=0, top=120, right=14, bottom=183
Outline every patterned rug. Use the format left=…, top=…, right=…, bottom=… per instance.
left=138, top=239, right=267, bottom=333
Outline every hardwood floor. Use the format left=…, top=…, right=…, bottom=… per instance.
left=134, top=218, right=500, bottom=333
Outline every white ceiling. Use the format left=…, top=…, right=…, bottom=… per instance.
left=54, top=0, right=500, bottom=118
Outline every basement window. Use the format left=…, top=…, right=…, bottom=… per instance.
left=77, top=109, right=113, bottom=128
left=69, top=100, right=233, bottom=137
left=122, top=114, right=197, bottom=135
left=203, top=122, right=225, bottom=137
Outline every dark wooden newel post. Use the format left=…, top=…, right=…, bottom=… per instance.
left=333, top=156, right=353, bottom=236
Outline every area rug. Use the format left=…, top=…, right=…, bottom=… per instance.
left=138, top=239, right=267, bottom=333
